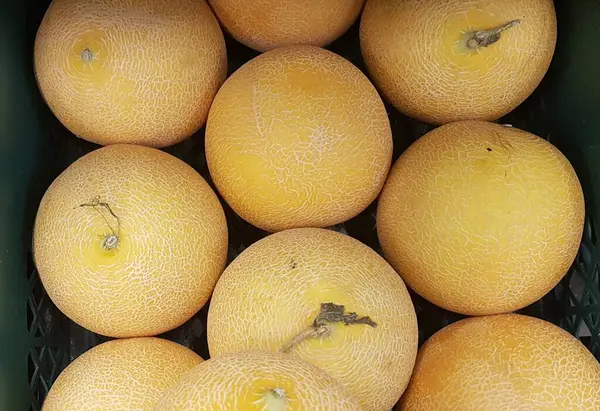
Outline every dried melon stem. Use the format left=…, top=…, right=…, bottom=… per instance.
left=280, top=303, right=377, bottom=353
left=466, top=19, right=521, bottom=49
left=76, top=196, right=121, bottom=250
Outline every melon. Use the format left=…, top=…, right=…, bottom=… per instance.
left=205, top=45, right=393, bottom=232
left=207, top=0, right=365, bottom=52
left=207, top=228, right=418, bottom=411
left=398, top=314, right=600, bottom=410
left=360, top=0, right=557, bottom=124
left=32, top=144, right=228, bottom=338
left=155, top=350, right=361, bottom=410
left=34, top=0, right=227, bottom=147
left=42, top=337, right=203, bottom=411
left=377, top=121, right=584, bottom=316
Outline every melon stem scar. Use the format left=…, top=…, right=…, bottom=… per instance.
left=81, top=48, right=93, bottom=62
left=466, top=19, right=521, bottom=49
left=75, top=196, right=121, bottom=250
left=280, top=303, right=377, bottom=353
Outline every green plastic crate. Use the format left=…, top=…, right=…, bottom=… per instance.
left=1, top=0, right=598, bottom=410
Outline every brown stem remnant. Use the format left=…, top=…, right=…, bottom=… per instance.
left=466, top=19, right=521, bottom=49
left=280, top=303, right=377, bottom=354
left=75, top=196, right=121, bottom=251
left=81, top=48, right=93, bottom=62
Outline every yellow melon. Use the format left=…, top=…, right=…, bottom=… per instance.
left=42, top=337, right=203, bottom=411
left=34, top=0, right=226, bottom=147
left=155, top=350, right=361, bottom=410
left=207, top=0, right=365, bottom=52
left=205, top=45, right=393, bottom=232
left=207, top=228, right=418, bottom=411
left=360, top=0, right=557, bottom=124
left=32, top=144, right=228, bottom=338
left=377, top=121, right=584, bottom=316
left=398, top=314, right=600, bottom=410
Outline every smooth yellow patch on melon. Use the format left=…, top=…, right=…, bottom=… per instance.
left=207, top=228, right=418, bottom=411
left=360, top=0, right=557, bottom=124
left=33, top=144, right=228, bottom=338
left=398, top=314, right=600, bottom=410
left=42, top=337, right=203, bottom=411
left=377, top=121, right=584, bottom=316
left=205, top=45, right=393, bottom=232
left=207, top=0, right=365, bottom=52
left=34, top=0, right=227, bottom=147
left=155, top=350, right=361, bottom=410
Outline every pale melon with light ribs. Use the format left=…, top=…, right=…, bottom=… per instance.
left=155, top=350, right=361, bottom=410
left=360, top=0, right=557, bottom=124
left=207, top=228, right=418, bottom=411
left=33, top=144, right=228, bottom=338
left=34, top=0, right=226, bottom=147
left=377, top=121, right=584, bottom=316
left=205, top=45, right=393, bottom=232
left=42, top=337, right=203, bottom=411
left=399, top=314, right=600, bottom=410
left=208, top=0, right=365, bottom=52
